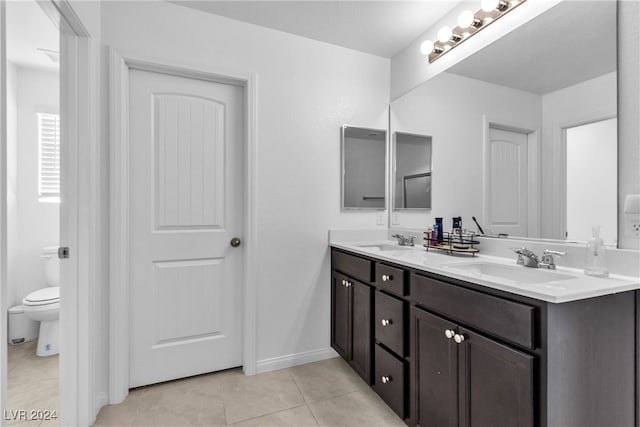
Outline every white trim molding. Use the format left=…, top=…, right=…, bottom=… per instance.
left=0, top=1, right=95, bottom=425
left=0, top=1, right=8, bottom=418
left=256, top=348, right=339, bottom=374
left=109, top=50, right=259, bottom=403
left=57, top=4, right=95, bottom=425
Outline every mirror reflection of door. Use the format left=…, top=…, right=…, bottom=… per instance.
left=485, top=125, right=530, bottom=236
left=394, top=132, right=432, bottom=209
left=565, top=118, right=617, bottom=244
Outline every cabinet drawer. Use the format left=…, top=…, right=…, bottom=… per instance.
left=332, top=250, right=373, bottom=283
left=374, top=344, right=405, bottom=419
left=375, top=263, right=407, bottom=296
left=411, top=273, right=536, bottom=349
left=375, top=291, right=405, bottom=356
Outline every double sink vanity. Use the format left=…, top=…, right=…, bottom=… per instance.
left=330, top=236, right=639, bottom=427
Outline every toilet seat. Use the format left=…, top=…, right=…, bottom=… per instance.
left=23, top=287, right=60, bottom=307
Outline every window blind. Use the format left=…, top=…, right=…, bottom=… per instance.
left=37, top=112, right=61, bottom=197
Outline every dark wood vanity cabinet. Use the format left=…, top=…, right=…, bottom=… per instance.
left=331, top=255, right=374, bottom=384
left=410, top=307, right=533, bottom=427
left=331, top=248, right=637, bottom=427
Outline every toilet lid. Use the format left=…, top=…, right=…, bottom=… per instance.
left=23, top=287, right=60, bottom=306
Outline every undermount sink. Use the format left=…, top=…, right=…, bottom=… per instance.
left=442, top=262, right=574, bottom=284
left=357, top=243, right=417, bottom=252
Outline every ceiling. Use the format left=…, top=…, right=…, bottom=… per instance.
left=171, top=1, right=462, bottom=58
left=6, top=0, right=59, bottom=71
left=447, top=1, right=616, bottom=95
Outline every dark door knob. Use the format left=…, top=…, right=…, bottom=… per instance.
left=230, top=237, right=241, bottom=247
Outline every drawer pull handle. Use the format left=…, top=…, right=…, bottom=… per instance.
left=381, top=319, right=392, bottom=327
left=381, top=274, right=392, bottom=282
left=454, top=333, right=465, bottom=344
left=444, top=329, right=455, bottom=339
left=381, top=375, right=392, bottom=384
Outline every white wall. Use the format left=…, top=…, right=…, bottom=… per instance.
left=390, top=72, right=541, bottom=231
left=100, top=1, right=389, bottom=371
left=9, top=66, right=59, bottom=306
left=540, top=72, right=617, bottom=240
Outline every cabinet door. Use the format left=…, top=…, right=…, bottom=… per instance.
left=331, top=271, right=351, bottom=360
left=410, top=307, right=458, bottom=427
left=458, top=328, right=534, bottom=427
left=351, top=280, right=372, bottom=384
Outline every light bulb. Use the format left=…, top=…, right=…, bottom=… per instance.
left=420, top=40, right=435, bottom=55
left=458, top=10, right=475, bottom=29
left=481, top=0, right=499, bottom=12
left=437, top=26, right=453, bottom=43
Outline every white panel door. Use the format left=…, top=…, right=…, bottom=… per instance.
left=129, top=69, right=244, bottom=388
left=486, top=127, right=528, bottom=236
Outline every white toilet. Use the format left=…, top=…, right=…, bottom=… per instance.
left=22, top=246, right=60, bottom=357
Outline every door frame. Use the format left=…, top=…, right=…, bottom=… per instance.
left=482, top=116, right=540, bottom=237
left=109, top=50, right=258, bottom=404
left=1, top=1, right=95, bottom=425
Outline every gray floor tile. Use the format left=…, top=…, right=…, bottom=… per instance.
left=308, top=388, right=405, bottom=427
left=288, top=357, right=368, bottom=403
left=230, top=405, right=318, bottom=427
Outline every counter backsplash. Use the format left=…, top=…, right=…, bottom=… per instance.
left=329, top=228, right=640, bottom=278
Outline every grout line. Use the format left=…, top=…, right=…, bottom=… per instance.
left=287, top=369, right=309, bottom=404
left=226, top=403, right=309, bottom=426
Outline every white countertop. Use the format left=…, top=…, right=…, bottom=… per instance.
left=331, top=240, right=640, bottom=303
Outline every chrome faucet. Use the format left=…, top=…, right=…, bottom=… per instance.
left=514, top=247, right=540, bottom=268
left=539, top=249, right=566, bottom=270
left=392, top=234, right=417, bottom=247
left=514, top=247, right=567, bottom=269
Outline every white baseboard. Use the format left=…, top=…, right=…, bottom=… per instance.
left=91, top=392, right=109, bottom=425
left=256, top=347, right=339, bottom=374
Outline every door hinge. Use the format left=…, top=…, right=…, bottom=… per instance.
left=58, top=247, right=70, bottom=259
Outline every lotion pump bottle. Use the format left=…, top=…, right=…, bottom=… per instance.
left=585, top=226, right=609, bottom=278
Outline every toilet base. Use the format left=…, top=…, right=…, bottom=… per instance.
left=36, top=319, right=59, bottom=357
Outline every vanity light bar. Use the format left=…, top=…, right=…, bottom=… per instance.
left=420, top=0, right=527, bottom=63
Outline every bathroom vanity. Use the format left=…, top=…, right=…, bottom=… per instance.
left=330, top=243, right=638, bottom=427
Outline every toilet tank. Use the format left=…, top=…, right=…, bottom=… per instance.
left=42, top=246, right=60, bottom=287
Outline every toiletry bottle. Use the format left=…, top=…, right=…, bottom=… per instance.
left=435, top=217, right=443, bottom=242
left=585, top=226, right=609, bottom=278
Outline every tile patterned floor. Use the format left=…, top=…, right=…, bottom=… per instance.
left=6, top=340, right=60, bottom=426
left=95, top=357, right=405, bottom=427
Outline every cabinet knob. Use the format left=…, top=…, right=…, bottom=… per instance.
left=454, top=333, right=465, bottom=344
left=346, top=281, right=351, bottom=287
left=381, top=319, right=392, bottom=327
left=341, top=279, right=346, bottom=286
left=444, top=329, right=455, bottom=339
left=381, top=375, right=392, bottom=384
left=381, top=274, right=392, bottom=282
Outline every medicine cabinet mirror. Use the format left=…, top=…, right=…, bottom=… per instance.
left=341, top=125, right=386, bottom=210
left=389, top=1, right=617, bottom=243
left=393, top=132, right=432, bottom=210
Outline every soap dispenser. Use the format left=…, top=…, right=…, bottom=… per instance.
left=584, top=226, right=609, bottom=278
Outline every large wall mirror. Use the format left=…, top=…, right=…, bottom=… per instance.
left=390, top=1, right=617, bottom=243
left=341, top=125, right=387, bottom=209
